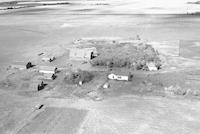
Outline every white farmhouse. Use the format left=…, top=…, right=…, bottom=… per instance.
left=108, top=72, right=132, bottom=81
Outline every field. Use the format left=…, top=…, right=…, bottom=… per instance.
left=1, top=0, right=200, bottom=134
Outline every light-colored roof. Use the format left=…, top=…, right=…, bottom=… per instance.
left=42, top=57, right=50, bottom=60
left=38, top=66, right=56, bottom=71
left=10, top=64, right=26, bottom=70
left=147, top=62, right=157, bottom=71
left=38, top=66, right=56, bottom=73
left=108, top=73, right=129, bottom=81
left=69, top=47, right=97, bottom=53
left=11, top=64, right=25, bottom=67
left=69, top=47, right=97, bottom=60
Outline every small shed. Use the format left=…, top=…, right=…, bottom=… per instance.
left=38, top=66, right=57, bottom=74
left=146, top=62, right=158, bottom=71
left=10, top=61, right=33, bottom=70
left=103, top=82, right=110, bottom=89
left=10, top=64, right=26, bottom=70
left=42, top=56, right=56, bottom=62
left=69, top=47, right=98, bottom=61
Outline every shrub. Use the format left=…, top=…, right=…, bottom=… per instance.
left=164, top=85, right=187, bottom=96
left=90, top=43, right=161, bottom=70
left=65, top=70, right=94, bottom=84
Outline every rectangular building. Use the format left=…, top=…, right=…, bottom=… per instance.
left=38, top=66, right=57, bottom=74
left=69, top=47, right=98, bottom=61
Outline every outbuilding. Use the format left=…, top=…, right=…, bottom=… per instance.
left=42, top=73, right=57, bottom=80
left=69, top=47, right=98, bottom=61
left=146, top=62, right=158, bottom=71
left=103, top=82, right=110, bottom=89
left=38, top=66, right=57, bottom=74
left=42, top=56, right=56, bottom=62
left=10, top=64, right=26, bottom=70
left=10, top=61, right=34, bottom=70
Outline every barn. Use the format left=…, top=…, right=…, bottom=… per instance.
left=69, top=47, right=98, bottom=61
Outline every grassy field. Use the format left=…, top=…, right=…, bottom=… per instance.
left=17, top=107, right=87, bottom=134
left=180, top=40, right=200, bottom=59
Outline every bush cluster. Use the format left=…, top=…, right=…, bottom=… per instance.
left=90, top=43, right=161, bottom=70
left=65, top=70, right=94, bottom=84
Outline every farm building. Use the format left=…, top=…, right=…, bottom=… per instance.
left=42, top=73, right=56, bottom=80
left=38, top=66, right=57, bottom=74
left=42, top=56, right=56, bottom=62
left=69, top=47, right=98, bottom=61
left=10, top=61, right=34, bottom=70
left=10, top=64, right=26, bottom=70
left=146, top=62, right=158, bottom=71
left=108, top=71, right=133, bottom=81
